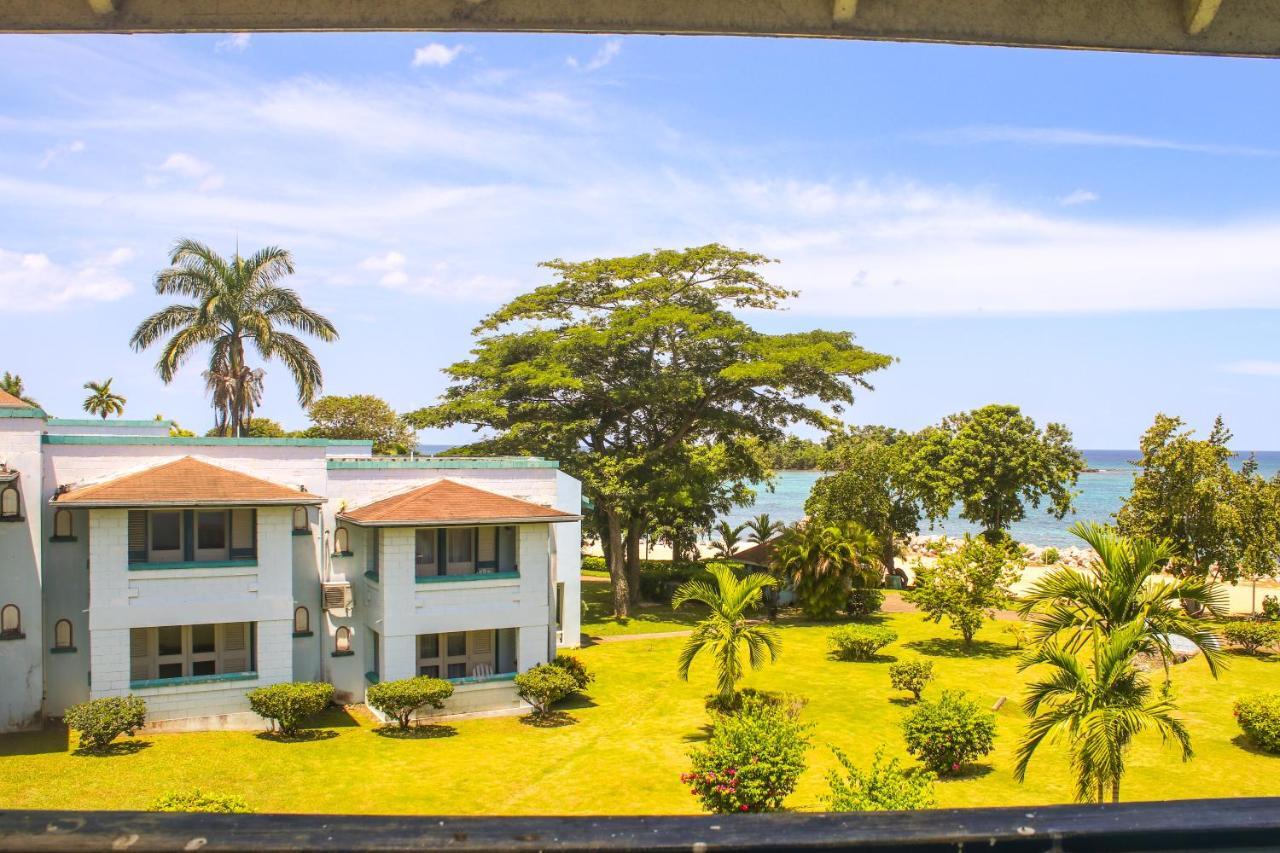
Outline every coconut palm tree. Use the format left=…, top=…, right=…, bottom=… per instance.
left=129, top=240, right=338, bottom=437
left=710, top=521, right=747, bottom=558
left=1017, top=521, right=1228, bottom=676
left=673, top=563, right=781, bottom=705
left=203, top=362, right=265, bottom=437
left=745, top=513, right=785, bottom=545
left=1, top=372, right=39, bottom=408
left=1014, top=621, right=1192, bottom=803
left=770, top=520, right=881, bottom=620
left=81, top=379, right=126, bottom=419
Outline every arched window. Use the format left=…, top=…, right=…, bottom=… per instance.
left=0, top=486, right=18, bottom=519
left=0, top=604, right=21, bottom=639
left=293, top=606, right=310, bottom=635
left=54, top=619, right=73, bottom=649
left=334, top=526, right=350, bottom=554
left=53, top=509, right=73, bottom=539
left=334, top=626, right=352, bottom=655
left=292, top=506, right=309, bottom=532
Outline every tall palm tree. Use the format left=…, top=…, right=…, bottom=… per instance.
left=1017, top=521, right=1227, bottom=676
left=710, top=521, right=747, bottom=558
left=745, top=513, right=785, bottom=545
left=1014, top=621, right=1192, bottom=803
left=771, top=520, right=881, bottom=620
left=81, top=379, right=126, bottom=419
left=673, top=563, right=781, bottom=705
left=130, top=239, right=338, bottom=437
left=203, top=362, right=265, bottom=437
left=1, top=372, right=39, bottom=408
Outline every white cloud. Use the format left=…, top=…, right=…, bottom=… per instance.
left=152, top=152, right=224, bottom=192
left=920, top=125, right=1278, bottom=157
left=215, top=33, right=251, bottom=53
left=567, top=39, right=622, bottom=72
left=0, top=248, right=133, bottom=311
left=1224, top=361, right=1280, bottom=377
left=412, top=43, right=466, bottom=68
left=38, top=139, right=85, bottom=169
left=1060, top=189, right=1099, bottom=206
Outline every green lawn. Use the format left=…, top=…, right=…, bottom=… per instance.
left=2, top=606, right=1278, bottom=815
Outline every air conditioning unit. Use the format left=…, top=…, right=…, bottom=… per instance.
left=322, top=581, right=352, bottom=615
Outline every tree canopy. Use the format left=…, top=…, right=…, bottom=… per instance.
left=408, top=244, right=893, bottom=616
left=305, top=394, right=416, bottom=455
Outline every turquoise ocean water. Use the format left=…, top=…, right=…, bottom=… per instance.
left=721, top=450, right=1280, bottom=549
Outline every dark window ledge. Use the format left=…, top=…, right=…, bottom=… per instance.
left=331, top=650, right=355, bottom=657
left=0, top=516, right=26, bottom=523
left=333, top=551, right=354, bottom=558
left=292, top=529, right=311, bottom=536
left=48, top=535, right=78, bottom=543
left=292, top=631, right=314, bottom=638
left=50, top=646, right=77, bottom=654
left=0, top=632, right=27, bottom=641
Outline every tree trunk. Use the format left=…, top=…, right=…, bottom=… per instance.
left=625, top=516, right=645, bottom=607
left=879, top=531, right=897, bottom=581
left=605, top=509, right=631, bottom=618
left=1111, top=777, right=1120, bottom=804
left=1096, top=778, right=1105, bottom=805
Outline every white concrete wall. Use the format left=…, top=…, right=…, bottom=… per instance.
left=0, top=418, right=45, bottom=730
left=554, top=470, right=583, bottom=648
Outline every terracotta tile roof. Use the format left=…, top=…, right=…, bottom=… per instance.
left=53, top=456, right=324, bottom=507
left=731, top=538, right=778, bottom=567
left=339, top=478, right=579, bottom=526
left=0, top=388, right=32, bottom=408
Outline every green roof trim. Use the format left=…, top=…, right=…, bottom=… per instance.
left=328, top=457, right=558, bottom=470
left=0, top=407, right=46, bottom=419
left=46, top=418, right=174, bottom=427
left=43, top=435, right=371, bottom=447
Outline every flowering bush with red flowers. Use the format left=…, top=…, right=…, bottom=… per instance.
left=901, top=690, right=996, bottom=776
left=682, top=701, right=811, bottom=813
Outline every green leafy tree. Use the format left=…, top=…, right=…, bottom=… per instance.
left=906, top=536, right=1020, bottom=646
left=1, top=372, right=40, bottom=408
left=824, top=746, right=936, bottom=811
left=305, top=394, right=416, bottom=455
left=673, top=563, right=781, bottom=706
left=1225, top=456, right=1280, bottom=608
left=408, top=244, right=892, bottom=616
left=1015, top=623, right=1192, bottom=803
left=1017, top=522, right=1227, bottom=676
left=744, top=513, right=785, bottom=545
left=1117, top=414, right=1238, bottom=579
left=901, top=690, right=997, bottom=775
left=81, top=378, right=126, bottom=419
left=763, top=434, right=827, bottom=470
left=905, top=404, right=1083, bottom=542
left=514, top=664, right=579, bottom=716
left=710, top=521, right=747, bottom=558
left=888, top=658, right=935, bottom=701
left=771, top=520, right=881, bottom=620
left=130, top=239, right=338, bottom=437
left=806, top=427, right=923, bottom=575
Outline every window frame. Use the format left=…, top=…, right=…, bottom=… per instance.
left=130, top=623, right=254, bottom=683
left=148, top=511, right=183, bottom=561
left=416, top=630, right=496, bottom=679
left=0, top=485, right=20, bottom=520
left=0, top=604, right=22, bottom=639
left=292, top=506, right=310, bottom=533
left=52, top=509, right=74, bottom=540
left=194, top=510, right=229, bottom=561
left=334, top=526, right=351, bottom=555
left=53, top=618, right=74, bottom=650
left=293, top=606, right=311, bottom=637
left=333, top=625, right=353, bottom=656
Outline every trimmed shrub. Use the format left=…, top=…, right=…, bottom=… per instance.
left=64, top=695, right=148, bottom=752
left=150, top=790, right=252, bottom=813
left=846, top=586, right=885, bottom=618
left=247, top=681, right=333, bottom=736
left=901, top=690, right=997, bottom=776
left=514, top=664, right=579, bottom=715
left=550, top=653, right=595, bottom=691
left=1263, top=595, right=1280, bottom=622
left=828, top=624, right=897, bottom=661
left=1041, top=547, right=1060, bottom=565
left=824, top=746, right=936, bottom=811
left=1235, top=693, right=1280, bottom=754
left=888, top=659, right=935, bottom=701
left=682, top=700, right=811, bottom=813
left=366, top=676, right=454, bottom=729
left=1223, top=622, right=1280, bottom=655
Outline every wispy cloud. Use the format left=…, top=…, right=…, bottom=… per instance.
left=38, top=139, right=85, bottom=169
left=412, top=43, right=466, bottom=68
left=567, top=39, right=622, bottom=72
left=215, top=33, right=251, bottom=54
left=0, top=247, right=133, bottom=311
left=1060, top=189, right=1099, bottom=206
left=919, top=125, right=1279, bottom=157
left=152, top=152, right=224, bottom=191
left=1224, top=360, right=1280, bottom=377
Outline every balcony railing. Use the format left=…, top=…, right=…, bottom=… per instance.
left=2, top=797, right=1279, bottom=850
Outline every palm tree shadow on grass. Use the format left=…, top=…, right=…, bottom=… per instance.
left=373, top=723, right=457, bottom=740
left=519, top=710, right=577, bottom=728
left=72, top=739, right=152, bottom=758
left=254, top=729, right=339, bottom=743
left=903, top=638, right=1017, bottom=660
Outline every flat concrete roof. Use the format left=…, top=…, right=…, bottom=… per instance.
left=5, top=0, right=1280, bottom=58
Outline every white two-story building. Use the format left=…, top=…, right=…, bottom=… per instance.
left=0, top=388, right=582, bottom=732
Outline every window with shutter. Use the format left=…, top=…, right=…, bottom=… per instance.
left=128, top=511, right=148, bottom=563
left=221, top=622, right=248, bottom=673
left=130, top=627, right=150, bottom=680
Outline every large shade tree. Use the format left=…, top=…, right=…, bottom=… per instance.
left=130, top=240, right=339, bottom=437
left=905, top=404, right=1083, bottom=542
left=408, top=244, right=892, bottom=616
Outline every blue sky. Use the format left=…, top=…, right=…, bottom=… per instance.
left=3, top=33, right=1280, bottom=448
